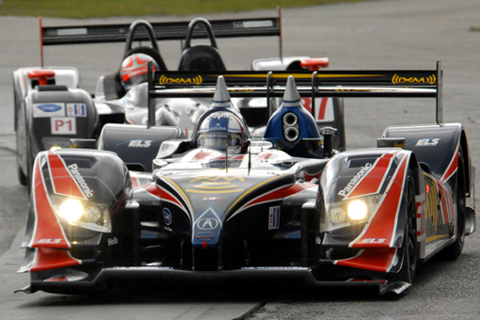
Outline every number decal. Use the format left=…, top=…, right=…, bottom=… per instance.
left=51, top=117, right=77, bottom=135
left=301, top=97, right=334, bottom=122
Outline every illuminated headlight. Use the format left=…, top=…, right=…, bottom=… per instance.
left=42, top=137, right=72, bottom=150
left=347, top=200, right=368, bottom=220
left=58, top=199, right=84, bottom=222
left=52, top=196, right=111, bottom=233
left=326, top=196, right=380, bottom=230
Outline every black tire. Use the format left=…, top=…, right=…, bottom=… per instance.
left=16, top=137, right=28, bottom=186
left=402, top=171, right=418, bottom=283
left=437, top=150, right=466, bottom=260
left=25, top=137, right=34, bottom=194
left=15, top=101, right=28, bottom=186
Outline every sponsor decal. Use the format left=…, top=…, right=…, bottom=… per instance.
left=425, top=178, right=439, bottom=231
left=210, top=123, right=227, bottom=132
left=37, top=103, right=62, bottom=112
left=67, top=163, right=94, bottom=197
left=415, top=138, right=440, bottom=147
left=197, top=218, right=219, bottom=231
left=162, top=208, right=172, bottom=226
left=391, top=73, right=436, bottom=85
left=361, top=238, right=386, bottom=244
left=128, top=139, right=152, bottom=148
left=238, top=20, right=274, bottom=28
left=193, top=207, right=222, bottom=245
left=187, top=175, right=245, bottom=194
left=190, top=176, right=245, bottom=183
left=66, top=103, right=87, bottom=117
left=108, top=237, right=118, bottom=246
left=34, top=103, right=65, bottom=118
left=337, top=163, right=373, bottom=197
left=158, top=74, right=203, bottom=85
left=203, top=197, right=222, bottom=201
left=38, top=238, right=62, bottom=244
left=268, top=206, right=281, bottom=230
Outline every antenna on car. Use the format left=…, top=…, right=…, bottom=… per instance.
left=147, top=61, right=155, bottom=128
left=248, top=147, right=252, bottom=175
left=225, top=144, right=228, bottom=173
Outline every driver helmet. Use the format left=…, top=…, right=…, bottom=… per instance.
left=197, top=112, right=248, bottom=153
left=119, top=53, right=158, bottom=90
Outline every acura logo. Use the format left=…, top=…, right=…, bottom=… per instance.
left=197, top=218, right=219, bottom=230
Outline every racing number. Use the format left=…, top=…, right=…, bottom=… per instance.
left=301, top=97, right=333, bottom=122
left=425, top=176, right=439, bottom=232
left=51, top=117, right=77, bottom=135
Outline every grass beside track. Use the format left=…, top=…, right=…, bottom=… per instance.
left=0, top=0, right=369, bottom=19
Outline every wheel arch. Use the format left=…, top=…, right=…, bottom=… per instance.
left=459, top=129, right=472, bottom=197
left=406, top=152, right=423, bottom=200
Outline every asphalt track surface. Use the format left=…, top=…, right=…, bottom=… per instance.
left=0, top=0, right=480, bottom=319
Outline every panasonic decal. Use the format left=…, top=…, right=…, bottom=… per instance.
left=68, top=163, right=94, bottom=198
left=338, top=163, right=373, bottom=197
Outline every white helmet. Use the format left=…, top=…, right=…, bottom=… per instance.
left=197, top=111, right=247, bottom=153
left=119, top=53, right=158, bottom=90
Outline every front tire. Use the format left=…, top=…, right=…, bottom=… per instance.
left=15, top=101, right=29, bottom=186
left=402, top=171, right=418, bottom=283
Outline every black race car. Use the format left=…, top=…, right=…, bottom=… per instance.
left=17, top=62, right=476, bottom=295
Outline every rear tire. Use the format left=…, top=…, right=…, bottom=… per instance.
left=437, top=150, right=466, bottom=260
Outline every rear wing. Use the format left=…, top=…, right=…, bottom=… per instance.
left=38, top=8, right=282, bottom=66
left=147, top=60, right=443, bottom=125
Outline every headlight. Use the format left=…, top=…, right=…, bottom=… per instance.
left=58, top=199, right=84, bottom=222
left=324, top=195, right=380, bottom=231
left=52, top=196, right=111, bottom=233
left=329, top=207, right=347, bottom=225
left=41, top=137, right=71, bottom=150
left=347, top=200, right=368, bottom=220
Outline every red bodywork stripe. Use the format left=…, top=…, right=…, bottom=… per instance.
left=144, top=183, right=187, bottom=212
left=335, top=248, right=398, bottom=273
left=346, top=153, right=394, bottom=199
left=131, top=176, right=140, bottom=188
left=350, top=155, right=409, bottom=249
left=441, top=150, right=458, bottom=183
left=31, top=247, right=81, bottom=272
left=243, top=182, right=315, bottom=209
left=31, top=154, right=70, bottom=249
left=48, top=152, right=86, bottom=199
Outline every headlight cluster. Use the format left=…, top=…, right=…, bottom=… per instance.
left=42, top=137, right=72, bottom=151
left=52, top=196, right=111, bottom=233
left=323, top=195, right=380, bottom=231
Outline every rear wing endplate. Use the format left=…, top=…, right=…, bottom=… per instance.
left=147, top=60, right=443, bottom=125
left=38, top=8, right=283, bottom=66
